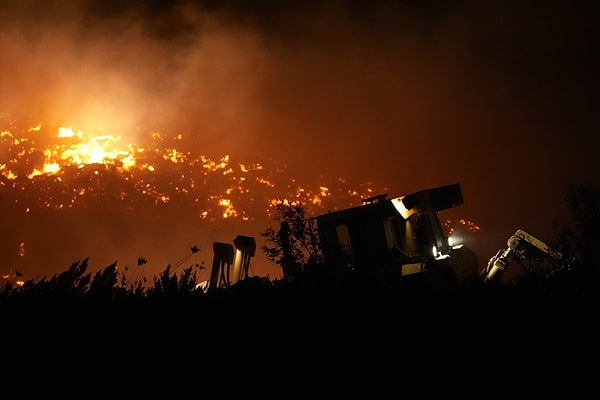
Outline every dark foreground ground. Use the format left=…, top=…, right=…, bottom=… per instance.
left=1, top=274, right=597, bottom=396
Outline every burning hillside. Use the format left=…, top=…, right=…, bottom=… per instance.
left=0, top=115, right=481, bottom=282
left=0, top=116, right=384, bottom=280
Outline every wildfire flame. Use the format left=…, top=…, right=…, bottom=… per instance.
left=0, top=120, right=382, bottom=221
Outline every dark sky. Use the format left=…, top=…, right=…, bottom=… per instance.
left=1, top=0, right=599, bottom=281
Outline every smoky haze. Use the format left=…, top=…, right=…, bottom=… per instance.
left=1, top=0, right=598, bottom=281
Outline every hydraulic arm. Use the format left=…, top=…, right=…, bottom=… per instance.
left=481, top=229, right=565, bottom=283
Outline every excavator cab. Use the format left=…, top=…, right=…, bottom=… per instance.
left=315, top=183, right=479, bottom=286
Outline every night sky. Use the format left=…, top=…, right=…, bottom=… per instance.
left=1, top=0, right=598, bottom=283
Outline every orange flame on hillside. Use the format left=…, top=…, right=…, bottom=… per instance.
left=0, top=121, right=381, bottom=221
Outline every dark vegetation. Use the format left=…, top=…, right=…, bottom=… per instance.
left=1, top=184, right=598, bottom=383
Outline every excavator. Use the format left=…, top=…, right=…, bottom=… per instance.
left=310, top=183, right=571, bottom=288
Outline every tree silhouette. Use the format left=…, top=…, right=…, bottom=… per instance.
left=548, top=183, right=600, bottom=295
left=260, top=200, right=323, bottom=280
